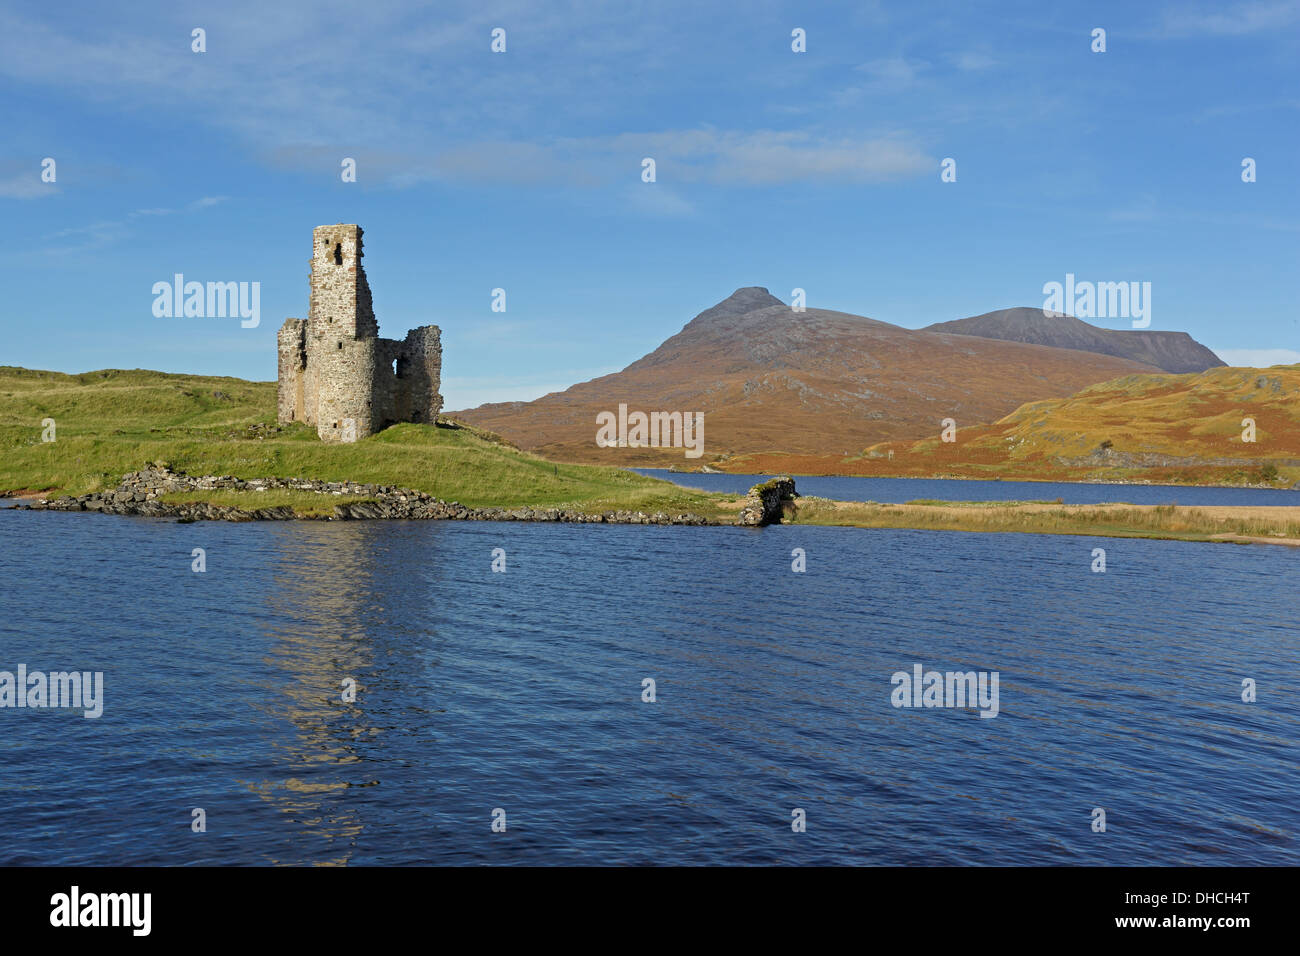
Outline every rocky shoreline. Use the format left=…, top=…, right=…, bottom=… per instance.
left=9, top=466, right=799, bottom=527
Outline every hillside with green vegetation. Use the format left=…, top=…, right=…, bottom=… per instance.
left=6, top=365, right=1300, bottom=546
left=729, top=365, right=1300, bottom=488
left=0, top=367, right=735, bottom=517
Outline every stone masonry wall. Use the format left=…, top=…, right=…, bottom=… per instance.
left=277, top=224, right=442, bottom=442
left=736, top=476, right=798, bottom=526
left=276, top=319, right=306, bottom=424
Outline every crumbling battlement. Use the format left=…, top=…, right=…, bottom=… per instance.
left=277, top=224, right=443, bottom=442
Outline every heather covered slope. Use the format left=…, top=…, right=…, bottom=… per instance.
left=452, top=288, right=1157, bottom=464
left=924, top=308, right=1225, bottom=374
left=729, top=365, right=1300, bottom=487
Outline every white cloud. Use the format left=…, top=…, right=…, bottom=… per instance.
left=1162, top=0, right=1300, bottom=36
left=1216, top=348, right=1300, bottom=368
left=599, top=129, right=931, bottom=185
left=853, top=56, right=928, bottom=87
left=953, top=51, right=996, bottom=71
left=0, top=5, right=933, bottom=189
left=0, top=1, right=693, bottom=156
left=40, top=197, right=230, bottom=254
left=831, top=56, right=931, bottom=105
left=666, top=129, right=930, bottom=184
left=40, top=220, right=131, bottom=253
left=1108, top=195, right=1160, bottom=222
left=626, top=185, right=695, bottom=218
left=280, top=129, right=932, bottom=189
left=0, top=170, right=55, bottom=199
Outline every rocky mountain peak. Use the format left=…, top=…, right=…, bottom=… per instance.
left=688, top=287, right=787, bottom=325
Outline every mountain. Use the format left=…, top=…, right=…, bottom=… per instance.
left=450, top=288, right=1161, bottom=464
left=923, top=308, right=1224, bottom=374
left=732, top=365, right=1297, bottom=487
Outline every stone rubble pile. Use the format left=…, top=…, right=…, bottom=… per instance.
left=735, top=476, right=798, bottom=526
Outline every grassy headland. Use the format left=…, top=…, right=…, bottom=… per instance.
left=4, top=366, right=1299, bottom=544
left=0, top=367, right=737, bottom=519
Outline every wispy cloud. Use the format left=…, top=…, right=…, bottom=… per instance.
left=40, top=196, right=231, bottom=254
left=620, top=129, right=931, bottom=185
left=952, top=51, right=996, bottom=71
left=1108, top=194, right=1160, bottom=223
left=854, top=56, right=928, bottom=88
left=626, top=184, right=695, bottom=218
left=0, top=1, right=697, bottom=154
left=0, top=4, right=935, bottom=190
left=1161, top=0, right=1300, bottom=36
left=831, top=56, right=930, bottom=105
left=0, top=166, right=56, bottom=199
left=43, top=221, right=128, bottom=246
left=273, top=129, right=933, bottom=189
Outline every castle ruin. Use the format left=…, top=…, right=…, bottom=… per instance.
left=277, top=224, right=442, bottom=442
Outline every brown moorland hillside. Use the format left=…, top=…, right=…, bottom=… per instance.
left=727, top=365, right=1300, bottom=487
left=450, top=288, right=1161, bottom=466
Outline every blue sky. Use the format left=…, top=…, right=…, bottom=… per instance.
left=2, top=0, right=1298, bottom=408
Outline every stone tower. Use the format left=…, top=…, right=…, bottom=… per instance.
left=277, top=225, right=443, bottom=442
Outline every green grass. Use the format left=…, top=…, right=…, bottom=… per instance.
left=902, top=498, right=1063, bottom=507
left=792, top=498, right=1300, bottom=542
left=0, top=367, right=737, bottom=518
left=6, top=366, right=1296, bottom=541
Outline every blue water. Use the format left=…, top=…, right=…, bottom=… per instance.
left=1, top=509, right=1297, bottom=865
left=638, top=470, right=1300, bottom=506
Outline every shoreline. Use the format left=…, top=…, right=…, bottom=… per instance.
left=8, top=468, right=1300, bottom=547
left=792, top=498, right=1300, bottom=547
left=12, top=495, right=1300, bottom=547
left=7, top=466, right=724, bottom=526
left=647, top=466, right=1298, bottom=493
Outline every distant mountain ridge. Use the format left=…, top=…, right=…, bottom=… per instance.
left=924, top=307, right=1224, bottom=374
left=451, top=288, right=1166, bottom=463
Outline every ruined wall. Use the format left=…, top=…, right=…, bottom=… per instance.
left=276, top=319, right=306, bottom=424
left=736, top=476, right=798, bottom=526
left=372, top=337, right=404, bottom=428
left=370, top=329, right=443, bottom=428
left=308, top=224, right=375, bottom=440
left=314, top=335, right=378, bottom=441
left=276, top=224, right=442, bottom=442
left=397, top=326, right=444, bottom=425
left=308, top=224, right=378, bottom=339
